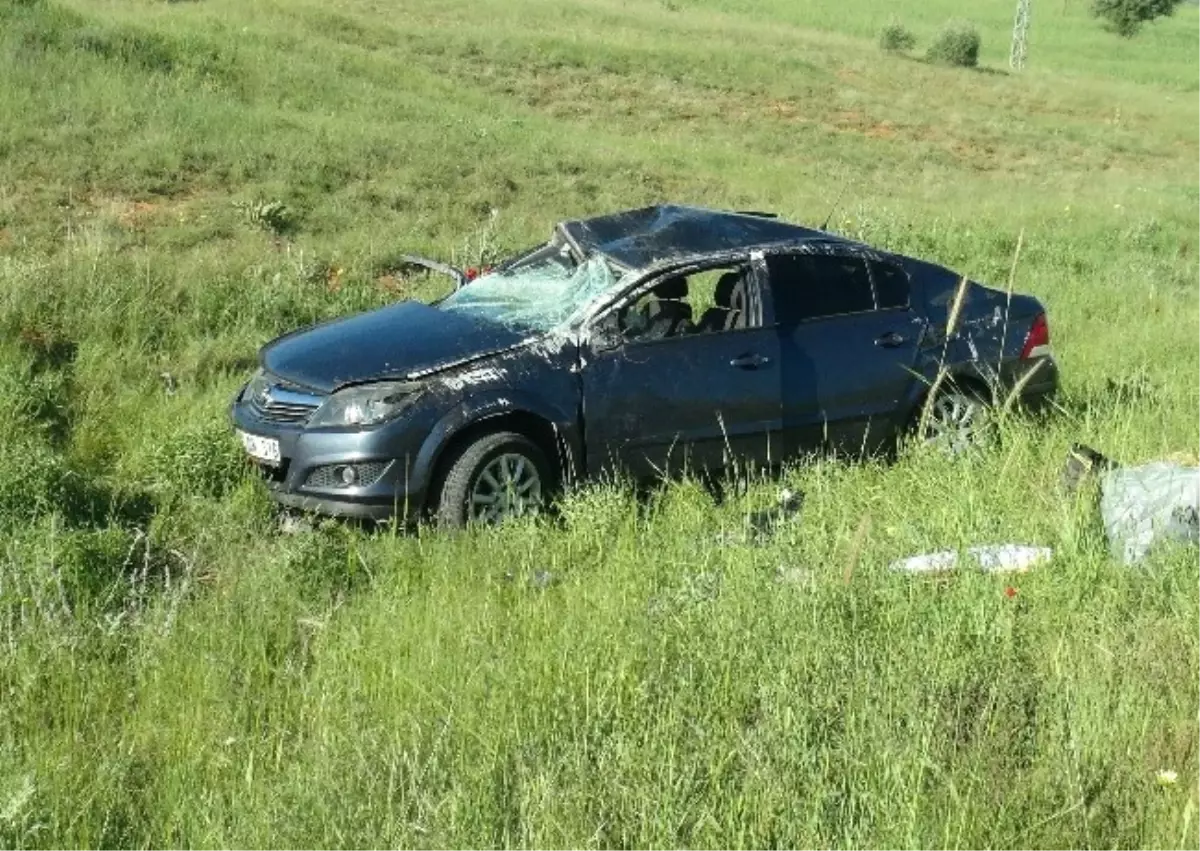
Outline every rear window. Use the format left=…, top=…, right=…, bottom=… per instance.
left=766, top=254, right=875, bottom=323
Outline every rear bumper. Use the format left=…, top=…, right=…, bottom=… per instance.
left=1020, top=381, right=1057, bottom=413
left=1007, top=354, right=1059, bottom=412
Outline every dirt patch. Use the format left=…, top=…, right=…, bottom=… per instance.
left=831, top=108, right=864, bottom=126
left=827, top=110, right=905, bottom=140
left=117, top=200, right=161, bottom=229
left=825, top=109, right=883, bottom=136
left=88, top=192, right=207, bottom=231
left=765, top=99, right=803, bottom=121
left=443, top=55, right=1056, bottom=176
left=948, top=139, right=1001, bottom=170
left=819, top=110, right=1009, bottom=167
left=864, top=120, right=898, bottom=139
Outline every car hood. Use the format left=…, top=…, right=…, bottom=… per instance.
left=260, top=300, right=530, bottom=393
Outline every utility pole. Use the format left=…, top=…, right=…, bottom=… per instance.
left=1010, top=0, right=1031, bottom=70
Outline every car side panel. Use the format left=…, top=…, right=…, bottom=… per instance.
left=409, top=345, right=585, bottom=501
left=890, top=266, right=1058, bottom=424
left=778, top=309, right=926, bottom=456
left=580, top=327, right=783, bottom=478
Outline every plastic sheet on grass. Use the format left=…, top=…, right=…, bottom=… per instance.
left=1099, top=462, right=1200, bottom=565
left=889, top=544, right=1053, bottom=575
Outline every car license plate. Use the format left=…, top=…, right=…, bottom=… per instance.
left=237, top=430, right=281, bottom=465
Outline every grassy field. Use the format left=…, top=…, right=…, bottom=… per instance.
left=1, top=0, right=1198, bottom=847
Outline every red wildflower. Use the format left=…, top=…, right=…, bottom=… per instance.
left=1004, top=586, right=1018, bottom=599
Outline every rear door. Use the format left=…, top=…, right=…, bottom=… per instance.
left=766, top=249, right=924, bottom=456
left=579, top=259, right=783, bottom=479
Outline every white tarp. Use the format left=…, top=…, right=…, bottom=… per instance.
left=1099, top=462, right=1200, bottom=565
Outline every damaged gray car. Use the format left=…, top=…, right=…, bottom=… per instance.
left=229, top=204, right=1058, bottom=526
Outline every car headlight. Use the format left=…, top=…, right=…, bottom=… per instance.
left=308, top=381, right=424, bottom=428
left=243, top=367, right=269, bottom=404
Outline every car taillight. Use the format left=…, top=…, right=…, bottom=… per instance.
left=1020, top=312, right=1051, bottom=359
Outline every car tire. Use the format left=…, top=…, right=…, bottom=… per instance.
left=435, top=431, right=554, bottom=528
left=918, top=384, right=994, bottom=455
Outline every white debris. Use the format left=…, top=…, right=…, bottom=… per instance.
left=1156, top=769, right=1179, bottom=788
left=773, top=565, right=813, bottom=586
left=1100, top=462, right=1199, bottom=565
left=889, top=544, right=1053, bottom=575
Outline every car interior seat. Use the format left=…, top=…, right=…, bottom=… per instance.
left=697, top=270, right=748, bottom=333
left=640, top=276, right=693, bottom=338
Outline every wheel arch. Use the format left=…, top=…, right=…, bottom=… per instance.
left=902, top=369, right=995, bottom=434
left=422, top=409, right=571, bottom=514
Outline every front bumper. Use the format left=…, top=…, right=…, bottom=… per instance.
left=265, top=488, right=418, bottom=522
left=229, top=391, right=434, bottom=521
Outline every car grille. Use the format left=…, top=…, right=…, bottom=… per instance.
left=249, top=382, right=322, bottom=424
left=305, top=461, right=390, bottom=490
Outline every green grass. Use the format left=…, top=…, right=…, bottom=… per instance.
left=1, top=0, right=1198, bottom=846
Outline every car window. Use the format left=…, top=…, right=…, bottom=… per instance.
left=870, top=261, right=910, bottom=310
left=439, top=255, right=619, bottom=333
left=767, top=253, right=874, bottom=323
left=606, top=263, right=759, bottom=343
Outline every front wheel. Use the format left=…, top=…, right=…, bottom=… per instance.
left=435, top=431, right=554, bottom=528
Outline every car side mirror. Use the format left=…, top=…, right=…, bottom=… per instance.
left=591, top=326, right=623, bottom=353
left=589, top=311, right=627, bottom=353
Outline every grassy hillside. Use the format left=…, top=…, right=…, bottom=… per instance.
left=1, top=0, right=1197, bottom=847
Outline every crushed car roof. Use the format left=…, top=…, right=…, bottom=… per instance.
left=559, top=204, right=848, bottom=270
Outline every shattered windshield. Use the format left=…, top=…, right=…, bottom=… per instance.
left=438, top=253, right=622, bottom=334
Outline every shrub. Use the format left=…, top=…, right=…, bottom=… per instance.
left=0, top=437, right=70, bottom=530
left=236, top=198, right=296, bottom=237
left=879, top=21, right=916, bottom=52
left=926, top=19, right=981, bottom=67
left=1091, top=0, right=1181, bottom=36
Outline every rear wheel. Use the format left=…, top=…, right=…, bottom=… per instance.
left=919, top=386, right=993, bottom=455
left=435, top=431, right=554, bottom=528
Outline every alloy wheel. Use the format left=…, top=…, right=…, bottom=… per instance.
left=469, top=452, right=543, bottom=523
left=923, top=391, right=990, bottom=455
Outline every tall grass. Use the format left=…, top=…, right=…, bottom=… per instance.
left=1, top=0, right=1197, bottom=847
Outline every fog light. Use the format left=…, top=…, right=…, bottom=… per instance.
left=339, top=465, right=358, bottom=486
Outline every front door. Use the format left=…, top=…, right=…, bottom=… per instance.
left=579, top=261, right=783, bottom=479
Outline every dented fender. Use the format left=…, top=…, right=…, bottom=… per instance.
left=409, top=387, right=584, bottom=503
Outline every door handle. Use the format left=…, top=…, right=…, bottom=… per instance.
left=730, top=353, right=770, bottom=369
left=875, top=331, right=906, bottom=348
